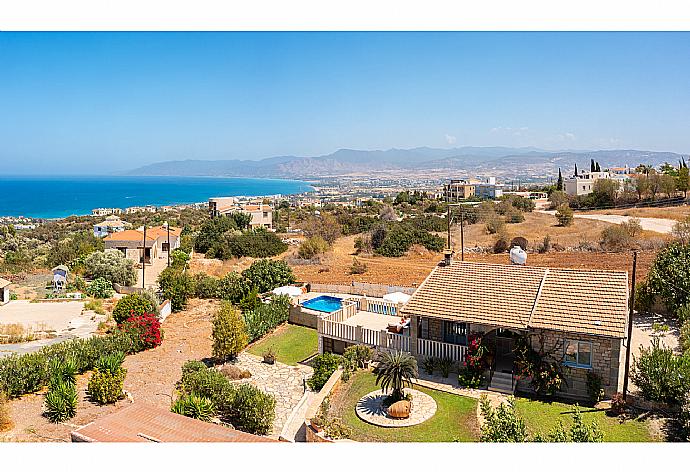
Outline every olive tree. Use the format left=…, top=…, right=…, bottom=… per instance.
left=83, top=249, right=136, bottom=286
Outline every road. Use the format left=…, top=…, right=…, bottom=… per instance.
left=539, top=211, right=677, bottom=234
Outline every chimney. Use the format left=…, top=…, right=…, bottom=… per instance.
left=442, top=249, right=453, bottom=266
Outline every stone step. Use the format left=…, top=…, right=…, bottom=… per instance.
left=488, top=371, right=515, bottom=394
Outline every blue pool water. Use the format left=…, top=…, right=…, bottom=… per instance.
left=301, top=296, right=343, bottom=313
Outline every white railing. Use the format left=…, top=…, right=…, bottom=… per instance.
left=324, top=301, right=357, bottom=323
left=386, top=333, right=410, bottom=352
left=363, top=298, right=400, bottom=316
left=361, top=327, right=381, bottom=346
left=320, top=319, right=357, bottom=342
left=417, top=338, right=466, bottom=362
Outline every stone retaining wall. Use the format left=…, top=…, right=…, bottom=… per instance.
left=288, top=304, right=318, bottom=328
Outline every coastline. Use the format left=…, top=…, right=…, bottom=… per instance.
left=0, top=175, right=314, bottom=219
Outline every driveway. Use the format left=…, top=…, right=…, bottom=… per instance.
left=539, top=211, right=676, bottom=234
left=135, top=256, right=169, bottom=289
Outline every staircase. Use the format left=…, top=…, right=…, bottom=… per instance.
left=488, top=370, right=515, bottom=394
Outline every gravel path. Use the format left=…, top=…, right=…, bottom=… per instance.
left=539, top=210, right=676, bottom=234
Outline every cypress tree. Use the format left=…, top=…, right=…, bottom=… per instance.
left=574, top=163, right=578, bottom=176
left=556, top=168, right=564, bottom=191
left=590, top=159, right=595, bottom=172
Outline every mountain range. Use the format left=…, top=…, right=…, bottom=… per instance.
left=124, top=146, right=688, bottom=179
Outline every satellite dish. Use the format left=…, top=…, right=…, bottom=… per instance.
left=510, top=246, right=527, bottom=265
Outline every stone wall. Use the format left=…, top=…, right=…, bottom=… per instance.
left=518, top=329, right=622, bottom=400
left=289, top=305, right=318, bottom=328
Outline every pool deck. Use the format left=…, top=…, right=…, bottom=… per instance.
left=341, top=312, right=401, bottom=331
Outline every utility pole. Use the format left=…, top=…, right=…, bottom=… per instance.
left=141, top=220, right=147, bottom=290
left=622, top=251, right=638, bottom=401
left=166, top=222, right=171, bottom=268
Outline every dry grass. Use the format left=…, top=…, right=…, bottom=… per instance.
left=580, top=205, right=690, bottom=221
left=0, top=323, right=38, bottom=344
left=0, top=391, right=13, bottom=433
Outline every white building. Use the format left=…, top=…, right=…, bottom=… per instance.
left=564, top=170, right=630, bottom=197
left=93, top=215, right=128, bottom=238
left=475, top=177, right=504, bottom=200
left=0, top=278, right=11, bottom=305
left=91, top=208, right=122, bottom=217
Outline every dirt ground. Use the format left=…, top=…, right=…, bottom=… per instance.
left=289, top=234, right=657, bottom=287
left=188, top=252, right=257, bottom=278
left=0, top=298, right=218, bottom=442
left=580, top=205, right=690, bottom=221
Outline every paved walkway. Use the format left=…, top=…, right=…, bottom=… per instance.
left=229, top=352, right=313, bottom=438
left=539, top=210, right=676, bottom=234
left=356, top=388, right=437, bottom=427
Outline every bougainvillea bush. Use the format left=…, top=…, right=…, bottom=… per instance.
left=458, top=333, right=489, bottom=388
left=120, top=312, right=162, bottom=350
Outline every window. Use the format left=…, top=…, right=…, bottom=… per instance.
left=443, top=321, right=467, bottom=345
left=563, top=340, right=592, bottom=368
left=419, top=318, right=429, bottom=339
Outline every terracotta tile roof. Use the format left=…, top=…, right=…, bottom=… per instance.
left=103, top=229, right=153, bottom=242
left=146, top=226, right=182, bottom=239
left=71, top=403, right=277, bottom=443
left=401, top=261, right=628, bottom=338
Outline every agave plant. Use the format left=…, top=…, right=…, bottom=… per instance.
left=374, top=350, right=419, bottom=402
left=44, top=381, right=78, bottom=423
left=171, top=393, right=215, bottom=422
left=48, top=357, right=78, bottom=388
left=95, top=351, right=126, bottom=375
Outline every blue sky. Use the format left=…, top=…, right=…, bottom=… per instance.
left=1, top=32, right=689, bottom=174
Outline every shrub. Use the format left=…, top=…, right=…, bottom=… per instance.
left=479, top=395, right=528, bottom=442
left=300, top=214, right=342, bottom=245
left=113, top=293, right=157, bottom=324
left=226, top=383, right=276, bottom=435
left=493, top=235, right=510, bottom=254
left=0, top=330, right=139, bottom=399
left=171, top=393, right=215, bottom=422
left=341, top=345, right=373, bottom=380
left=84, top=299, right=105, bottom=315
left=193, top=273, right=221, bottom=299
left=307, top=353, right=341, bottom=391
left=458, top=368, right=483, bottom=388
left=83, top=249, right=136, bottom=286
left=568, top=405, right=604, bottom=442
left=586, top=371, right=604, bottom=403
left=86, top=277, right=114, bottom=299
left=87, top=367, right=126, bottom=405
left=504, top=206, right=525, bottom=224
left=238, top=287, right=261, bottom=312
left=241, top=259, right=295, bottom=294
left=217, top=272, right=251, bottom=303
left=349, top=257, right=368, bottom=275
left=422, top=357, right=436, bottom=375
left=225, top=229, right=288, bottom=259
left=212, top=302, right=248, bottom=361
left=298, top=236, right=330, bottom=260
left=44, top=380, right=78, bottom=423
left=485, top=215, right=506, bottom=235
left=538, top=234, right=552, bottom=254
left=242, top=295, right=290, bottom=343
left=48, top=357, right=78, bottom=387
left=437, top=357, right=453, bottom=378
left=681, top=391, right=690, bottom=440
left=600, top=225, right=634, bottom=252
left=631, top=338, right=690, bottom=404
left=179, top=361, right=234, bottom=402
left=220, top=364, right=251, bottom=380
left=510, top=236, right=528, bottom=251
left=170, top=249, right=190, bottom=269
left=157, top=267, right=196, bottom=312
left=120, top=312, right=162, bottom=350
left=610, top=392, right=626, bottom=416
left=555, top=205, right=574, bottom=226
left=646, top=243, right=690, bottom=315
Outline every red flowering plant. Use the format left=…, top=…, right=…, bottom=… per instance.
left=458, top=333, right=490, bottom=388
left=513, top=332, right=566, bottom=396
left=120, top=311, right=162, bottom=351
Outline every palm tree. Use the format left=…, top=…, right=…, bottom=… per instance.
left=374, top=350, right=419, bottom=401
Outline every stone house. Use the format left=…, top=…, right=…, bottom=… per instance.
left=401, top=261, right=628, bottom=400
left=104, top=225, right=181, bottom=265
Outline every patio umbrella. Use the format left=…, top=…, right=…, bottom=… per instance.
left=272, top=286, right=303, bottom=297
left=383, top=291, right=411, bottom=304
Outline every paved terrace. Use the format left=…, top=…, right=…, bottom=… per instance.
left=341, top=312, right=401, bottom=331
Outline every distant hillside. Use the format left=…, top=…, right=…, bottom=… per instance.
left=125, top=147, right=688, bottom=178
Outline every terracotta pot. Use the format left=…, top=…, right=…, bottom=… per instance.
left=387, top=400, right=411, bottom=419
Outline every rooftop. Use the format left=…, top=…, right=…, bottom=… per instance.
left=71, top=403, right=277, bottom=443
left=401, top=261, right=628, bottom=338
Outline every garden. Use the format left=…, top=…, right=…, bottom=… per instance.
left=246, top=324, right=317, bottom=365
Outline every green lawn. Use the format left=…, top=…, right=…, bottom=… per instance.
left=514, top=397, right=656, bottom=442
left=332, top=371, right=479, bottom=442
left=246, top=324, right=317, bottom=365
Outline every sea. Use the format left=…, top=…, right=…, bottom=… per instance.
left=0, top=176, right=314, bottom=219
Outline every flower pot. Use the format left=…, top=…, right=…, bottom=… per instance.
left=387, top=400, right=412, bottom=419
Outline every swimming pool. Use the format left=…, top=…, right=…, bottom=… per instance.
left=301, top=295, right=343, bottom=313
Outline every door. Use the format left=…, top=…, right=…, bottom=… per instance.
left=495, top=334, right=515, bottom=373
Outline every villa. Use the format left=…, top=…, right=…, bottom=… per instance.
left=104, top=225, right=181, bottom=265
left=93, top=215, right=128, bottom=238
left=315, top=260, right=628, bottom=401
left=208, top=197, right=274, bottom=229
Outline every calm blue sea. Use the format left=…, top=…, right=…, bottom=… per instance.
left=0, top=176, right=313, bottom=219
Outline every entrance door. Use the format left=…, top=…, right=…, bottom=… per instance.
left=495, top=333, right=515, bottom=373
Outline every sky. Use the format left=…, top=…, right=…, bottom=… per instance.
left=1, top=31, right=690, bottom=174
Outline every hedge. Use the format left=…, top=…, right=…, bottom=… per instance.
left=242, top=295, right=291, bottom=343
